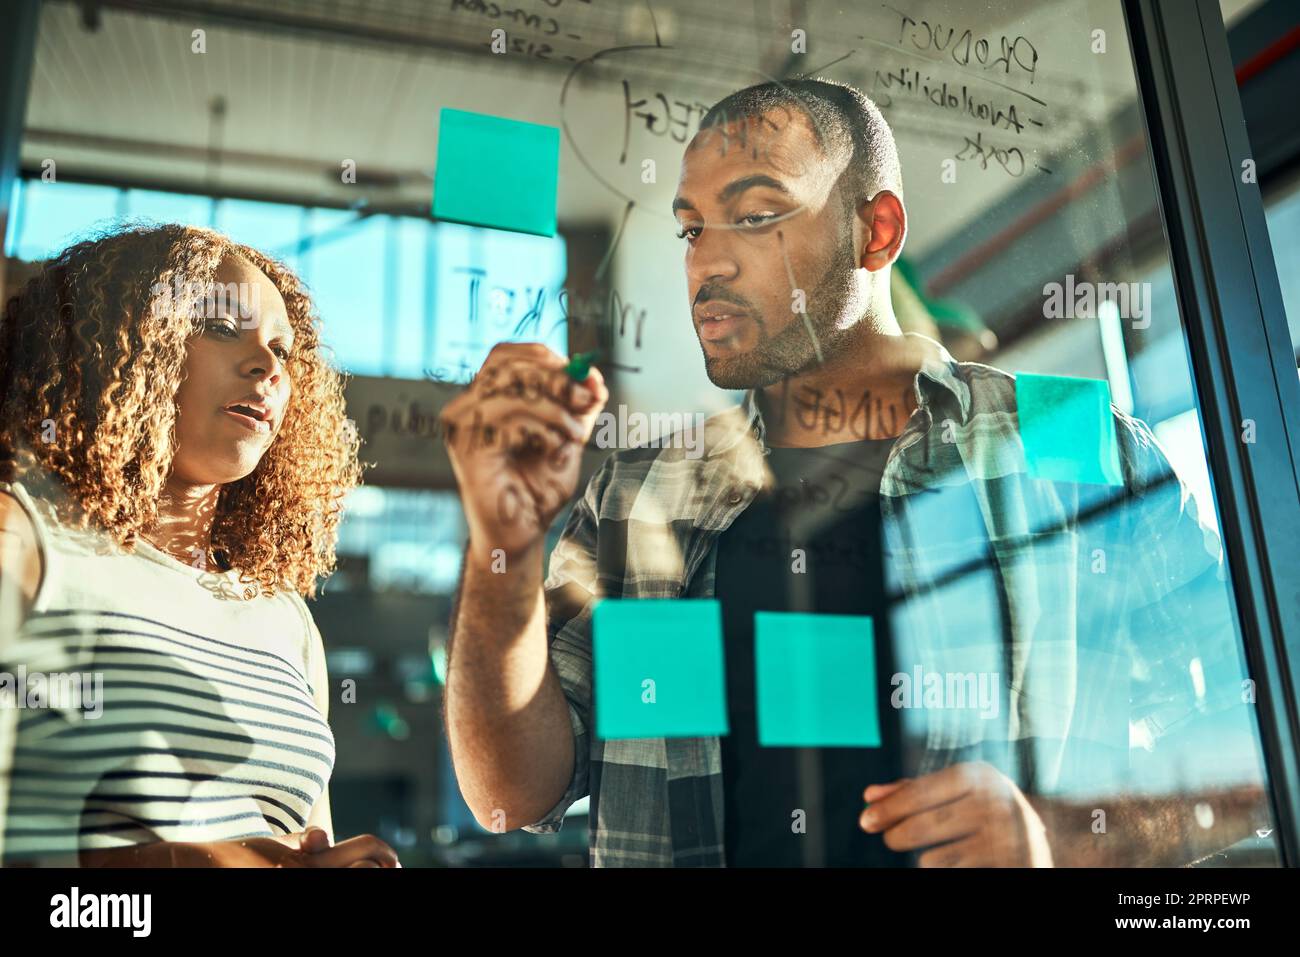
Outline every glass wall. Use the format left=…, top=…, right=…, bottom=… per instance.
left=2, top=0, right=1289, bottom=868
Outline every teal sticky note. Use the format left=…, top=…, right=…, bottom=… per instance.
left=1015, top=372, right=1124, bottom=486
left=755, top=613, right=880, bottom=747
left=592, top=599, right=729, bottom=740
left=433, top=108, right=559, bottom=237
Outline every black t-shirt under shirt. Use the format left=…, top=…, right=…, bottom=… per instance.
left=715, top=436, right=911, bottom=867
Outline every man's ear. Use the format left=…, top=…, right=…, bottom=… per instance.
left=859, top=190, right=906, bottom=272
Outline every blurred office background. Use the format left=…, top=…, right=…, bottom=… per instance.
left=0, top=0, right=1295, bottom=865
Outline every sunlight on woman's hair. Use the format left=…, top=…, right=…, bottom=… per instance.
left=0, top=222, right=363, bottom=597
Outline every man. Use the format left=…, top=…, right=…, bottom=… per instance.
left=441, top=79, right=1269, bottom=867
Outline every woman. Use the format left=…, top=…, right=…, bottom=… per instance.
left=0, top=223, right=397, bottom=867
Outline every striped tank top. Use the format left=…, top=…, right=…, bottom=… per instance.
left=0, top=479, right=335, bottom=863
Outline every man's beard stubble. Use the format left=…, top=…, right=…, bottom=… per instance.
left=700, top=238, right=860, bottom=391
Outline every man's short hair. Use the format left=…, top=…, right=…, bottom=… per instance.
left=697, top=77, right=903, bottom=210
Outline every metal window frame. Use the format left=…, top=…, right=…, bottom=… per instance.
left=1125, top=0, right=1300, bottom=865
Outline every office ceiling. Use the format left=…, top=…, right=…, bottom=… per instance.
left=22, top=0, right=1145, bottom=257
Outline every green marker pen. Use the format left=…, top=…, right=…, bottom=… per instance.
left=564, top=349, right=602, bottom=381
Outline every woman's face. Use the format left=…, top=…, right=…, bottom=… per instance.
left=170, top=255, right=294, bottom=487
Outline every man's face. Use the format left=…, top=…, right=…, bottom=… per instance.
left=673, top=107, right=863, bottom=390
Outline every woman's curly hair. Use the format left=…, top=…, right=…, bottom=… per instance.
left=0, top=222, right=362, bottom=597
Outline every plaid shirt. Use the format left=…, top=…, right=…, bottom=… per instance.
left=524, top=335, right=1235, bottom=866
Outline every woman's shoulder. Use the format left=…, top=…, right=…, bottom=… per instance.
left=276, top=587, right=318, bottom=640
left=0, top=484, right=36, bottom=535
left=274, top=587, right=326, bottom=692
left=0, top=482, right=46, bottom=612
left=0, top=476, right=108, bottom=558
